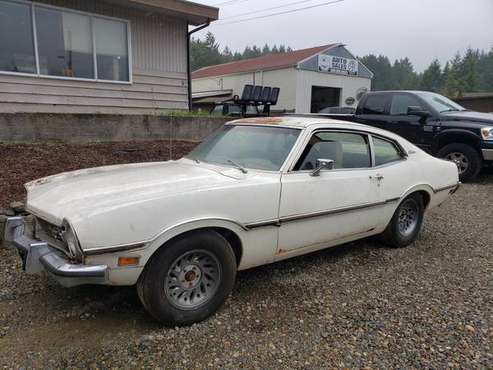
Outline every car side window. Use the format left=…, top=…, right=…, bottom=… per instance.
left=361, top=94, right=389, bottom=115
left=294, top=132, right=371, bottom=171
left=373, top=137, right=403, bottom=166
left=390, top=95, right=424, bottom=115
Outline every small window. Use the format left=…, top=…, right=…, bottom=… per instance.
left=373, top=137, right=403, bottom=166
left=294, top=131, right=371, bottom=171
left=390, top=94, right=424, bottom=115
left=361, top=94, right=389, bottom=115
left=0, top=1, right=36, bottom=74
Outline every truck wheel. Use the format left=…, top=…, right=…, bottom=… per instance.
left=381, top=193, right=424, bottom=248
left=437, top=143, right=481, bottom=182
left=137, top=230, right=237, bottom=326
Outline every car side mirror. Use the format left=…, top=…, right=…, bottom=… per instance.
left=407, top=106, right=431, bottom=119
left=310, top=159, right=335, bottom=177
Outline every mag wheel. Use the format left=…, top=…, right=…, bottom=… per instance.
left=381, top=193, right=424, bottom=248
left=437, top=143, right=481, bottom=182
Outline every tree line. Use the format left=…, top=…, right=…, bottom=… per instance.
left=192, top=32, right=493, bottom=97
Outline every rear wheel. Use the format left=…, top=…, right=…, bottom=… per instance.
left=437, top=143, right=482, bottom=182
left=137, top=230, right=237, bottom=326
left=381, top=193, right=424, bottom=248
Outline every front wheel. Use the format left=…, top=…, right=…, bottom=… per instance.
left=381, top=193, right=425, bottom=248
left=137, top=230, right=237, bottom=326
left=437, top=143, right=482, bottom=182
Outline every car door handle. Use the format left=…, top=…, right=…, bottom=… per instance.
left=370, top=174, right=384, bottom=181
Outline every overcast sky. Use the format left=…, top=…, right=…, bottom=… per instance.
left=194, top=0, right=493, bottom=71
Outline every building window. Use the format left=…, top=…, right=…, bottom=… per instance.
left=94, top=17, right=129, bottom=82
left=0, top=0, right=131, bottom=83
left=0, top=1, right=36, bottom=74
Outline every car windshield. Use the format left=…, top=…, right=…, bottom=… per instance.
left=417, top=92, right=466, bottom=113
left=187, top=125, right=301, bottom=171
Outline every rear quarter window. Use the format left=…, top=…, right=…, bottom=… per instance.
left=361, top=94, right=389, bottom=115
left=373, top=137, right=403, bottom=166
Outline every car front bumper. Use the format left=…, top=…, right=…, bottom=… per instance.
left=4, top=217, right=108, bottom=287
left=482, top=148, right=493, bottom=162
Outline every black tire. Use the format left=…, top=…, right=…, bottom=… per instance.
left=137, top=230, right=237, bottom=326
left=381, top=193, right=424, bottom=248
left=437, top=143, right=482, bottom=182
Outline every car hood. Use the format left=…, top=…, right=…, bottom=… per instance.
left=25, top=159, right=240, bottom=226
left=441, top=110, right=493, bottom=125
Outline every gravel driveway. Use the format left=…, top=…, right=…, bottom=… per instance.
left=0, top=169, right=491, bottom=369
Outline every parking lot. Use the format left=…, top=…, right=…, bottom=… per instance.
left=0, top=143, right=492, bottom=369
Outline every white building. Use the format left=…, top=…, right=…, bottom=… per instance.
left=192, top=44, right=373, bottom=114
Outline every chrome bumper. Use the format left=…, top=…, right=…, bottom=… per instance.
left=482, top=149, right=493, bottom=162
left=4, top=217, right=108, bottom=287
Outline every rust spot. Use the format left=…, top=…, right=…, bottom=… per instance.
left=277, top=248, right=288, bottom=255
left=234, top=117, right=284, bottom=125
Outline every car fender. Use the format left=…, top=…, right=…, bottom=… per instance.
left=432, top=129, right=481, bottom=153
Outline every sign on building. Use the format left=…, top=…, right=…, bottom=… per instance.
left=318, top=55, right=359, bottom=76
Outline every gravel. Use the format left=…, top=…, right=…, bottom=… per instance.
left=0, top=152, right=491, bottom=368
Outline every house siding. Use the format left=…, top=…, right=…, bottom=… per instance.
left=0, top=0, right=189, bottom=114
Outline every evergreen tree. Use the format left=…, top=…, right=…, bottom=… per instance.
left=461, top=47, right=480, bottom=92
left=444, top=53, right=466, bottom=97
left=420, top=59, right=443, bottom=92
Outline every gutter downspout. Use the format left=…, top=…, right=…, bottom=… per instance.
left=187, top=20, right=211, bottom=112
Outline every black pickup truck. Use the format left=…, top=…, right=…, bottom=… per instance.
left=326, top=91, right=493, bottom=181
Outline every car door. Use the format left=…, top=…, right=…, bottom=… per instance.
left=277, top=130, right=385, bottom=254
left=355, top=93, right=391, bottom=130
left=386, top=93, right=427, bottom=143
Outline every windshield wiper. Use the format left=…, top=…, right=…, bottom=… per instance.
left=227, top=159, right=248, bottom=174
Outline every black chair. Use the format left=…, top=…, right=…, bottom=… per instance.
left=252, top=86, right=263, bottom=103
left=261, top=87, right=271, bottom=103
left=241, top=85, right=254, bottom=101
left=269, top=87, right=280, bottom=105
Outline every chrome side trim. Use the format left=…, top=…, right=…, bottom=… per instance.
left=84, top=243, right=147, bottom=256
left=433, top=183, right=460, bottom=194
left=245, top=198, right=400, bottom=230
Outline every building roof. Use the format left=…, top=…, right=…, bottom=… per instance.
left=106, top=0, right=218, bottom=25
left=192, top=44, right=338, bottom=79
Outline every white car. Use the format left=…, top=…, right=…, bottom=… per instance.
left=4, top=117, right=459, bottom=325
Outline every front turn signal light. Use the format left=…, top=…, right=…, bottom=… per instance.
left=118, top=256, right=140, bottom=267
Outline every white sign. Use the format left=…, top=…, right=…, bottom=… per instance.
left=318, top=55, right=359, bottom=76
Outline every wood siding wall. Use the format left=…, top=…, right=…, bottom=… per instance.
left=0, top=0, right=189, bottom=114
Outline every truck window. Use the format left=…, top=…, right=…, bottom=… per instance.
left=390, top=95, right=424, bottom=115
left=361, top=94, right=388, bottom=115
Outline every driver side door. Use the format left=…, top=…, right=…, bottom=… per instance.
left=277, top=130, right=384, bottom=255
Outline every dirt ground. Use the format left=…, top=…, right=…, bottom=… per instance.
left=0, top=144, right=492, bottom=368
left=0, top=141, right=197, bottom=208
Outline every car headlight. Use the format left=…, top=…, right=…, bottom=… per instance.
left=62, top=220, right=83, bottom=261
left=481, top=127, right=493, bottom=141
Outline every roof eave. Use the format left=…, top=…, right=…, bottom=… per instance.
left=104, top=0, right=218, bottom=25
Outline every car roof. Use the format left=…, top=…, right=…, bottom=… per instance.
left=226, top=116, right=411, bottom=146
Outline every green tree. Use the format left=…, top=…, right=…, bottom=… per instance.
left=461, top=47, right=480, bottom=92
left=420, top=59, right=443, bottom=92
left=444, top=53, right=466, bottom=97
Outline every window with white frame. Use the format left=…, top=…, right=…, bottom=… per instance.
left=0, top=0, right=130, bottom=82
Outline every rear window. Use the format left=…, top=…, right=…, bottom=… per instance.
left=361, top=94, right=389, bottom=115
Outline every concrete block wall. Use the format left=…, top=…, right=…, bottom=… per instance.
left=0, top=114, right=231, bottom=143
